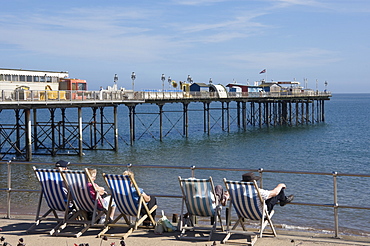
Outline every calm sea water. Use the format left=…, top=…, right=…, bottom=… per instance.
left=1, top=93, right=369, bottom=236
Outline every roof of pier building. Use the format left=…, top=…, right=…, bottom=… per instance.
left=189, top=82, right=210, bottom=91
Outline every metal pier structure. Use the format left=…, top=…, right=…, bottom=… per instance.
left=0, top=90, right=331, bottom=160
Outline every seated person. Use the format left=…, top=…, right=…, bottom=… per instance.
left=241, top=172, right=294, bottom=213
left=123, top=170, right=157, bottom=226
left=87, top=168, right=116, bottom=223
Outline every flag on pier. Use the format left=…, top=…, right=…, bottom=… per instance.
left=259, top=69, right=266, bottom=74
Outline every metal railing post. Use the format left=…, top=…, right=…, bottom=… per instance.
left=191, top=165, right=195, bottom=178
left=333, top=171, right=339, bottom=238
left=258, top=168, right=264, bottom=188
left=6, top=160, right=12, bottom=218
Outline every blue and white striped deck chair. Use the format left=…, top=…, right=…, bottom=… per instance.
left=27, top=167, right=69, bottom=234
left=222, top=179, right=277, bottom=245
left=98, top=173, right=157, bottom=239
left=55, top=168, right=108, bottom=237
left=178, top=176, right=223, bottom=241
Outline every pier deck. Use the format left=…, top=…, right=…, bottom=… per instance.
left=0, top=91, right=331, bottom=160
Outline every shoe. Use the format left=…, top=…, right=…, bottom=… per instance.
left=280, top=195, right=294, bottom=206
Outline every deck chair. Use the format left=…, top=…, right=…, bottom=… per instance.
left=97, top=173, right=157, bottom=239
left=27, top=167, right=69, bottom=234
left=54, top=168, right=108, bottom=237
left=222, top=179, right=277, bottom=245
left=178, top=176, right=224, bottom=241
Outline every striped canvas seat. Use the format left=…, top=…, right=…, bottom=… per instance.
left=222, top=179, right=277, bottom=245
left=54, top=169, right=108, bottom=237
left=98, top=173, right=157, bottom=239
left=27, top=167, right=69, bottom=234
left=178, top=176, right=223, bottom=241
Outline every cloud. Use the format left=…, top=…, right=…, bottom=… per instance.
left=0, top=7, right=184, bottom=63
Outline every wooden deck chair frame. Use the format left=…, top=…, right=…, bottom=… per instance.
left=222, top=179, right=277, bottom=246
left=178, top=176, right=224, bottom=241
left=98, top=173, right=157, bottom=240
left=27, top=167, right=69, bottom=234
left=54, top=168, right=108, bottom=237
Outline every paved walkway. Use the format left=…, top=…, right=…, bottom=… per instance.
left=0, top=216, right=369, bottom=246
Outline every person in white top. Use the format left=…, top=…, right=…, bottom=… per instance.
left=241, top=172, right=294, bottom=213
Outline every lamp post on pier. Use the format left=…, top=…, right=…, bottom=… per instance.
left=324, top=81, right=328, bottom=93
left=114, top=74, right=118, bottom=90
left=161, top=74, right=165, bottom=91
left=168, top=76, right=172, bottom=89
left=131, top=72, right=136, bottom=91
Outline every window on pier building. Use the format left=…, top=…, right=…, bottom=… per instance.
left=33, top=76, right=39, bottom=82
left=19, top=75, right=25, bottom=82
left=27, top=76, right=32, bottom=82
left=5, top=75, right=11, bottom=81
left=12, top=75, right=19, bottom=81
left=0, top=74, right=3, bottom=81
left=46, top=76, right=52, bottom=82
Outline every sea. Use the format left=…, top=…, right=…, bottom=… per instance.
left=0, top=93, right=369, bottom=237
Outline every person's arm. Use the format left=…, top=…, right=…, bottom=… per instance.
left=267, top=183, right=286, bottom=199
left=142, top=192, right=151, bottom=203
left=94, top=183, right=106, bottom=196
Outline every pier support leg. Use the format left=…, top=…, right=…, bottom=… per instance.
left=158, top=104, right=163, bottom=141
left=203, top=102, right=207, bottom=133
left=242, top=102, right=246, bottom=130
left=92, top=107, right=97, bottom=148
left=321, top=100, right=325, bottom=122
left=183, top=103, right=189, bottom=137
left=33, top=109, right=38, bottom=150
left=226, top=102, right=230, bottom=133
left=128, top=105, right=136, bottom=145
left=61, top=108, right=66, bottom=149
left=251, top=102, right=255, bottom=126
left=100, top=107, right=104, bottom=145
left=296, top=101, right=299, bottom=125
left=265, top=102, right=270, bottom=127
left=78, top=107, right=83, bottom=157
left=237, top=102, right=241, bottom=128
left=221, top=102, right=225, bottom=131
left=15, top=109, right=21, bottom=156
left=207, top=102, right=210, bottom=135
left=50, top=108, right=56, bottom=156
left=114, top=105, right=119, bottom=151
left=259, top=102, right=262, bottom=127
left=306, top=100, right=309, bottom=124
left=25, top=109, right=32, bottom=161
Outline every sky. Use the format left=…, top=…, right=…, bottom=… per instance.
left=1, top=0, right=369, bottom=93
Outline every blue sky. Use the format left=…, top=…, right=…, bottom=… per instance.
left=1, top=0, right=369, bottom=93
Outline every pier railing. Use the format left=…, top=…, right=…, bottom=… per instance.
left=0, top=160, right=363, bottom=238
left=0, top=89, right=331, bottom=103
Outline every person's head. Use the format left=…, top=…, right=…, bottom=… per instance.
left=87, top=168, right=97, bottom=181
left=241, top=172, right=261, bottom=182
left=55, top=160, right=70, bottom=170
left=123, top=170, right=134, bottom=178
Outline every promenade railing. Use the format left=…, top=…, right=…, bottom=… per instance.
left=0, top=90, right=332, bottom=103
left=0, top=160, right=364, bottom=238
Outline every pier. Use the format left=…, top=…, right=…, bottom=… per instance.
left=0, top=90, right=331, bottom=160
